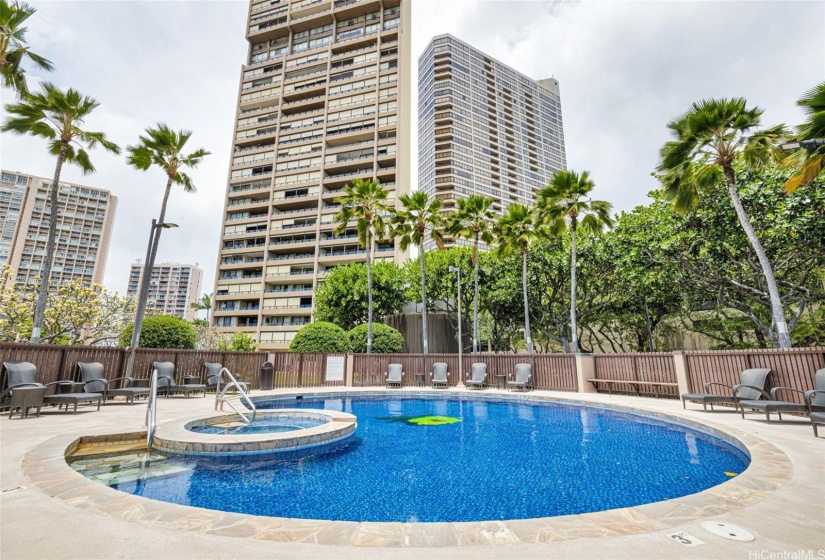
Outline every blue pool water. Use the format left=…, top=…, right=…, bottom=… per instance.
left=188, top=415, right=327, bottom=435
left=99, top=395, right=749, bottom=522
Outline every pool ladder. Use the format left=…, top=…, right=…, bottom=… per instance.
left=145, top=370, right=158, bottom=449
left=214, top=367, right=257, bottom=425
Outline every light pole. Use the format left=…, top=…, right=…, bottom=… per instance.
left=124, top=219, right=178, bottom=377
left=780, top=139, right=825, bottom=150
left=448, top=265, right=463, bottom=387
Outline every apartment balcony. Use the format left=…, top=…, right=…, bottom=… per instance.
left=268, top=236, right=317, bottom=250
left=268, top=252, right=315, bottom=262
left=215, top=288, right=263, bottom=300
left=266, top=269, right=315, bottom=282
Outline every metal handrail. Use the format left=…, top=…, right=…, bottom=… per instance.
left=144, top=370, right=158, bottom=449
left=214, top=367, right=257, bottom=424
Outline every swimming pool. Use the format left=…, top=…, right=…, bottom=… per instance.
left=76, top=394, right=749, bottom=522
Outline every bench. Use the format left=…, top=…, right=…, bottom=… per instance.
left=589, top=379, right=678, bottom=399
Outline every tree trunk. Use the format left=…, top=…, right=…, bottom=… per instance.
left=723, top=166, right=791, bottom=348
left=522, top=246, right=533, bottom=354
left=366, top=226, right=373, bottom=354
left=472, top=231, right=479, bottom=353
left=570, top=220, right=578, bottom=353
left=30, top=142, right=68, bottom=343
left=643, top=295, right=655, bottom=352
left=420, top=244, right=428, bottom=355
left=125, top=176, right=174, bottom=376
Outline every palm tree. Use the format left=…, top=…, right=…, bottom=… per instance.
left=124, top=124, right=210, bottom=374
left=392, top=190, right=444, bottom=355
left=447, top=194, right=496, bottom=353
left=334, top=178, right=390, bottom=354
left=494, top=204, right=540, bottom=354
left=537, top=170, right=614, bottom=354
left=191, top=293, right=212, bottom=324
left=657, top=97, right=791, bottom=348
left=0, top=0, right=53, bottom=94
left=2, top=83, right=120, bottom=342
left=783, top=82, right=825, bottom=194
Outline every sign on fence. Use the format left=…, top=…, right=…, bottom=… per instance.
left=325, top=356, right=345, bottom=382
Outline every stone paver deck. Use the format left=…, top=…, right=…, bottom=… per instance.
left=1, top=387, right=823, bottom=560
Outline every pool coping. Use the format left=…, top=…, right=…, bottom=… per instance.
left=21, top=390, right=793, bottom=548
left=152, top=409, right=357, bottom=456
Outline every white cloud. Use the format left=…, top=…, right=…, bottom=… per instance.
left=1, top=0, right=822, bottom=297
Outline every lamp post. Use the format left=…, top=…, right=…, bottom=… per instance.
left=448, top=265, right=463, bottom=387
left=124, top=219, right=179, bottom=377
left=780, top=139, right=825, bottom=150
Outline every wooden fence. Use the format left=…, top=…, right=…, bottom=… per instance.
left=350, top=353, right=578, bottom=391
left=684, top=347, right=825, bottom=406
left=593, top=352, right=680, bottom=398
left=0, top=344, right=268, bottom=389
left=269, top=352, right=348, bottom=388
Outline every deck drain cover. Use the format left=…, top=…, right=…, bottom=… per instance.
left=701, top=521, right=754, bottom=541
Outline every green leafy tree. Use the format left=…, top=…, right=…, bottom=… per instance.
left=494, top=204, right=542, bottom=354
left=125, top=124, right=210, bottom=372
left=334, top=178, right=390, bottom=354
left=391, top=190, right=444, bottom=355
left=783, top=82, right=825, bottom=193
left=190, top=293, right=212, bottom=323
left=219, top=331, right=258, bottom=352
left=118, top=315, right=196, bottom=350
left=537, top=170, right=614, bottom=353
left=289, top=321, right=349, bottom=352
left=657, top=97, right=790, bottom=347
left=314, top=261, right=406, bottom=329
left=447, top=194, right=496, bottom=353
left=348, top=323, right=403, bottom=354
left=2, top=83, right=120, bottom=342
left=0, top=0, right=53, bottom=94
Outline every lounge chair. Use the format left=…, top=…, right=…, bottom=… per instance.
left=153, top=361, right=207, bottom=398
left=77, top=361, right=149, bottom=405
left=430, top=362, right=449, bottom=388
left=205, top=362, right=250, bottom=394
left=0, top=361, right=102, bottom=413
left=739, top=369, right=825, bottom=423
left=681, top=368, right=771, bottom=412
left=805, top=370, right=825, bottom=437
left=385, top=363, right=404, bottom=388
left=465, top=363, right=487, bottom=390
left=507, top=363, right=533, bottom=392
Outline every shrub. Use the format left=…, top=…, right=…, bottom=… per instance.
left=289, top=322, right=349, bottom=352
left=118, top=315, right=196, bottom=349
left=219, top=331, right=258, bottom=352
left=348, top=323, right=404, bottom=354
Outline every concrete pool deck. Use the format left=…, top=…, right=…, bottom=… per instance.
left=1, top=387, right=823, bottom=560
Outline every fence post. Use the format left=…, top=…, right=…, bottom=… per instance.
left=297, top=353, right=304, bottom=388
left=672, top=351, right=691, bottom=395
left=345, top=354, right=354, bottom=387
left=575, top=353, right=597, bottom=393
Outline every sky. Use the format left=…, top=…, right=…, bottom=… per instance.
left=1, top=0, right=823, bottom=301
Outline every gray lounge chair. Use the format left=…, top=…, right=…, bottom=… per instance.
left=153, top=361, right=207, bottom=398
left=430, top=362, right=449, bottom=388
left=0, top=361, right=102, bottom=413
left=465, top=363, right=487, bottom=390
left=77, top=361, right=149, bottom=405
left=507, top=363, right=533, bottom=392
left=385, top=363, right=403, bottom=388
left=739, top=369, right=825, bottom=423
left=681, top=368, right=771, bottom=412
left=205, top=362, right=250, bottom=394
left=805, top=370, right=825, bottom=437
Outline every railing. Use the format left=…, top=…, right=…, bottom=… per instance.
left=215, top=367, right=256, bottom=424
left=144, top=370, right=158, bottom=448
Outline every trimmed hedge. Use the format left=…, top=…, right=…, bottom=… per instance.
left=289, top=321, right=349, bottom=352
left=118, top=315, right=196, bottom=349
left=347, top=323, right=404, bottom=354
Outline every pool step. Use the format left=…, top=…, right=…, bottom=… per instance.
left=70, top=438, right=147, bottom=459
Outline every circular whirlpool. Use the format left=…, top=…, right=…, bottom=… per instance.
left=74, top=393, right=749, bottom=523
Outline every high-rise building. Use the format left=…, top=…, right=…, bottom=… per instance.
left=0, top=170, right=117, bottom=287
left=418, top=34, right=567, bottom=249
left=127, top=261, right=203, bottom=321
left=212, top=0, right=411, bottom=350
